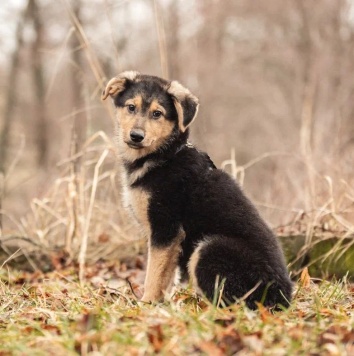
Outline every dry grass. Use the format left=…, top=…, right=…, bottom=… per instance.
left=0, top=131, right=145, bottom=271
left=0, top=264, right=353, bottom=355
left=2, top=135, right=353, bottom=280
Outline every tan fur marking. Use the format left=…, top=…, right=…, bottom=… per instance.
left=128, top=161, right=156, bottom=185
left=150, top=100, right=167, bottom=116
left=126, top=95, right=143, bottom=112
left=101, top=71, right=139, bottom=100
left=174, top=101, right=186, bottom=132
left=121, top=171, right=151, bottom=237
left=167, top=80, right=199, bottom=132
left=120, top=70, right=139, bottom=81
left=141, top=230, right=185, bottom=302
left=115, top=105, right=175, bottom=162
left=188, top=239, right=211, bottom=295
left=167, top=80, right=192, bottom=99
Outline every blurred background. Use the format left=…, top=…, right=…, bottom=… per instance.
left=1, top=0, right=354, bottom=258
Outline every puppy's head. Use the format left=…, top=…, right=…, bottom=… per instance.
left=102, top=71, right=199, bottom=160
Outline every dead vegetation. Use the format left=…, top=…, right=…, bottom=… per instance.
left=1, top=135, right=353, bottom=281
left=0, top=263, right=353, bottom=355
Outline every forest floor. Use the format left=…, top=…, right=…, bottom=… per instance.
left=0, top=256, right=353, bottom=356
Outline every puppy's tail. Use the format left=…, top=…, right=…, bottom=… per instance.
left=188, top=236, right=292, bottom=310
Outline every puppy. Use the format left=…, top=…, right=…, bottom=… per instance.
left=102, top=71, right=292, bottom=309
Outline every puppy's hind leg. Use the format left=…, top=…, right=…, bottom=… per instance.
left=188, top=236, right=292, bottom=309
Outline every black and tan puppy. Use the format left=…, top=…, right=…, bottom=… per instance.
left=102, top=71, right=292, bottom=309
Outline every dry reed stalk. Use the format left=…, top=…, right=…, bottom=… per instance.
left=153, top=0, right=169, bottom=79
left=45, top=27, right=75, bottom=101
left=79, top=148, right=109, bottom=283
left=0, top=128, right=136, bottom=269
left=221, top=149, right=293, bottom=188
left=62, top=0, right=119, bottom=128
left=0, top=248, right=22, bottom=269
left=300, top=69, right=318, bottom=247
left=65, top=129, right=79, bottom=255
left=221, top=148, right=244, bottom=185
left=63, top=0, right=105, bottom=84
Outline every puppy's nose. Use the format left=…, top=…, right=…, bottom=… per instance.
left=130, top=129, right=145, bottom=143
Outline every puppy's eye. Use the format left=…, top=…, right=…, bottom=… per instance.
left=152, top=110, right=162, bottom=119
left=127, top=104, right=135, bottom=113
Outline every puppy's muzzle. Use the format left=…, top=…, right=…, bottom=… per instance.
left=127, top=129, right=145, bottom=148
left=130, top=129, right=145, bottom=143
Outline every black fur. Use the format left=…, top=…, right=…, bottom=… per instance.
left=134, top=140, right=292, bottom=309
left=112, top=73, right=293, bottom=310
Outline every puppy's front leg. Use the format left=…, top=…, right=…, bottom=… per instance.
left=141, top=234, right=183, bottom=303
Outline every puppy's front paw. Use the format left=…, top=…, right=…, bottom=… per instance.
left=141, top=291, right=163, bottom=304
left=140, top=295, right=153, bottom=304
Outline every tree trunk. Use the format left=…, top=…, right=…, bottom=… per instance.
left=0, top=1, right=31, bottom=231
left=29, top=0, right=48, bottom=168
left=0, top=1, right=31, bottom=174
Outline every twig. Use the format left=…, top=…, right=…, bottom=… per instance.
left=0, top=235, right=46, bottom=249
left=45, top=27, right=75, bottom=101
left=125, top=278, right=139, bottom=300
left=1, top=248, right=22, bottom=269
left=239, top=280, right=262, bottom=302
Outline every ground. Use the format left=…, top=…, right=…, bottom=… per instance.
left=0, top=257, right=353, bottom=355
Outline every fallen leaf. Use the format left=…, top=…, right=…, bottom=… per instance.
left=300, top=267, right=311, bottom=288
left=217, top=327, right=244, bottom=354
left=147, top=324, right=164, bottom=353
left=343, top=330, right=354, bottom=344
left=256, top=302, right=271, bottom=322
left=41, top=323, right=61, bottom=335
left=198, top=341, right=224, bottom=356
left=98, top=232, right=110, bottom=243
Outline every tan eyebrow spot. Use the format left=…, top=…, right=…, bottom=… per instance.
left=125, top=95, right=143, bottom=110
left=150, top=100, right=166, bottom=116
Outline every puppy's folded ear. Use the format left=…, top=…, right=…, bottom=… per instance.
left=167, top=81, right=199, bottom=132
left=101, top=71, right=139, bottom=101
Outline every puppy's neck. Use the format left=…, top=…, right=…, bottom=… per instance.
left=121, top=129, right=190, bottom=186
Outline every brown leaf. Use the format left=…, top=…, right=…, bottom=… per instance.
left=256, top=302, right=271, bottom=322
left=300, top=267, right=311, bottom=288
left=288, top=327, right=304, bottom=341
left=343, top=330, right=354, bottom=344
left=217, top=327, right=244, bottom=354
left=98, top=232, right=110, bottom=243
left=147, top=324, right=164, bottom=353
left=50, top=250, right=70, bottom=271
left=198, top=341, right=224, bottom=356
left=41, top=323, right=61, bottom=335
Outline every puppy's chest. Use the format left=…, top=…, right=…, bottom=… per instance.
left=121, top=172, right=151, bottom=235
